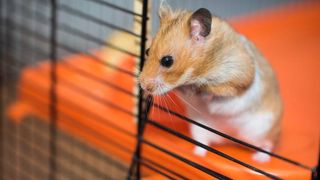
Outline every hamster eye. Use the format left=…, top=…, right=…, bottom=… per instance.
left=145, top=48, right=150, bottom=56
left=160, top=56, right=174, bottom=68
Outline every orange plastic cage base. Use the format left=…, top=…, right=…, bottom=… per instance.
left=6, top=2, right=319, bottom=179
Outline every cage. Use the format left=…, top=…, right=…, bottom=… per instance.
left=0, top=0, right=319, bottom=179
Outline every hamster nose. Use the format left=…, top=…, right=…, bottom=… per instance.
left=140, top=78, right=155, bottom=93
left=144, top=83, right=155, bottom=93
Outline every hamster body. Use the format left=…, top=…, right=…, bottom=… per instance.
left=139, top=4, right=283, bottom=162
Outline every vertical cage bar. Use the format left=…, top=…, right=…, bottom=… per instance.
left=138, top=0, right=149, bottom=71
left=136, top=0, right=149, bottom=178
left=127, top=0, right=149, bottom=179
left=49, top=0, right=58, bottom=179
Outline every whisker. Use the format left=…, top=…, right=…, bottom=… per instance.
left=144, top=92, right=149, bottom=123
left=163, top=94, right=173, bottom=122
left=175, top=92, right=202, bottom=115
left=150, top=95, right=155, bottom=119
left=165, top=94, right=178, bottom=130
left=158, top=85, right=178, bottom=132
left=167, top=93, right=179, bottom=110
left=157, top=88, right=163, bottom=121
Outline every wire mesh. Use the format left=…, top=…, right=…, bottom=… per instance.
left=0, top=0, right=318, bottom=180
left=1, top=0, right=139, bottom=179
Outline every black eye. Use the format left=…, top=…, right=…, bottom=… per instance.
left=160, top=56, right=174, bottom=68
left=145, top=48, right=150, bottom=56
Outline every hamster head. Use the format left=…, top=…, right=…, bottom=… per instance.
left=139, top=5, right=214, bottom=95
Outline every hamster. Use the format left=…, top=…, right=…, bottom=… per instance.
left=139, top=3, right=283, bottom=162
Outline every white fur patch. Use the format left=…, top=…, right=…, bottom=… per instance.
left=152, top=76, right=172, bottom=95
left=252, top=152, right=271, bottom=162
left=190, top=121, right=223, bottom=157
left=208, top=64, right=262, bottom=115
left=235, top=111, right=274, bottom=141
left=252, top=142, right=272, bottom=163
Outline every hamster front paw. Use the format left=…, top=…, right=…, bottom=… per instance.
left=252, top=152, right=270, bottom=163
left=193, top=146, right=207, bottom=157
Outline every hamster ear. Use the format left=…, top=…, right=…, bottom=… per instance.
left=159, top=0, right=172, bottom=20
left=189, top=8, right=212, bottom=43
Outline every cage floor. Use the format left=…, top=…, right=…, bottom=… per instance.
left=4, top=1, right=320, bottom=180
left=1, top=117, right=129, bottom=180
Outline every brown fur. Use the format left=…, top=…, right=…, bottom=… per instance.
left=140, top=10, right=254, bottom=96
left=140, top=8, right=283, bottom=144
